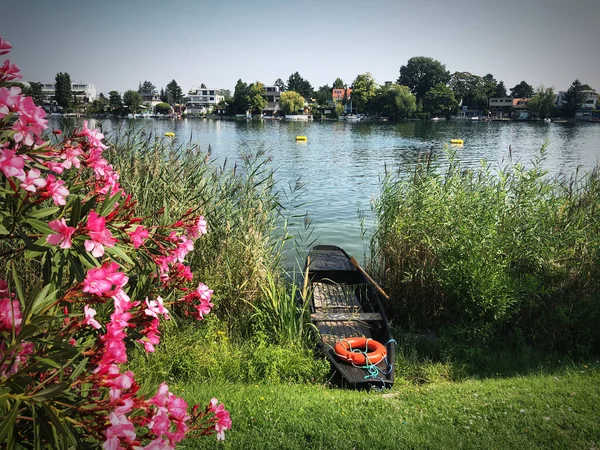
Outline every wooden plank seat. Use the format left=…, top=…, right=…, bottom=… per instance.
left=311, top=312, right=383, bottom=322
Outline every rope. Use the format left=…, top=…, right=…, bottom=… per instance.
left=335, top=338, right=397, bottom=390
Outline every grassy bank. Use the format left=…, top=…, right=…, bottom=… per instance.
left=370, top=147, right=600, bottom=361
left=163, top=364, right=599, bottom=449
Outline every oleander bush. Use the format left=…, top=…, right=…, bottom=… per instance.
left=371, top=147, right=600, bottom=361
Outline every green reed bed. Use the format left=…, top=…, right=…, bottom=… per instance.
left=370, top=147, right=600, bottom=362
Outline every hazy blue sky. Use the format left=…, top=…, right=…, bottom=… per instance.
left=4, top=0, right=600, bottom=95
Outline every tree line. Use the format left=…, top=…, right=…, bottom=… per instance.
left=21, top=59, right=596, bottom=120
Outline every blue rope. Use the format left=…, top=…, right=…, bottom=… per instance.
left=342, top=338, right=397, bottom=390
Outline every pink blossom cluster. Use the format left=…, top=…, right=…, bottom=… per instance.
left=0, top=35, right=230, bottom=447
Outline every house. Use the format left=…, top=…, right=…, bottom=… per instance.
left=488, top=97, right=513, bottom=119
left=261, top=86, right=281, bottom=117
left=40, top=82, right=97, bottom=112
left=186, top=87, right=225, bottom=114
left=556, top=90, right=598, bottom=110
left=332, top=88, right=353, bottom=114
left=512, top=98, right=530, bottom=120
left=140, top=92, right=162, bottom=109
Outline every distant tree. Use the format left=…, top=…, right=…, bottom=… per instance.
left=528, top=86, right=556, bottom=119
left=123, top=90, right=142, bottom=113
left=138, top=80, right=156, bottom=93
left=87, top=95, right=108, bottom=115
left=423, top=83, right=458, bottom=118
left=200, top=83, right=206, bottom=88
left=315, top=84, right=332, bottom=105
left=54, top=72, right=73, bottom=112
left=286, top=72, right=313, bottom=98
left=482, top=73, right=498, bottom=99
left=494, top=81, right=508, bottom=97
left=332, top=77, right=345, bottom=89
left=398, top=56, right=450, bottom=102
left=280, top=91, right=305, bottom=115
left=160, top=87, right=167, bottom=103
left=155, top=102, right=172, bottom=115
left=108, top=90, right=122, bottom=115
left=165, top=79, right=183, bottom=105
left=22, top=81, right=43, bottom=105
left=561, top=79, right=587, bottom=118
left=371, top=83, right=416, bottom=120
left=274, top=78, right=286, bottom=92
left=449, top=72, right=488, bottom=108
left=219, top=89, right=232, bottom=101
left=510, top=81, right=534, bottom=98
left=351, top=73, right=378, bottom=113
left=232, top=79, right=250, bottom=114
left=247, top=81, right=267, bottom=114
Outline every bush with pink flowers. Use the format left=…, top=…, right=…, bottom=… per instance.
left=0, top=36, right=230, bottom=448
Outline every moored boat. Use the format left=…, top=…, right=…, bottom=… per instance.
left=304, top=245, right=395, bottom=389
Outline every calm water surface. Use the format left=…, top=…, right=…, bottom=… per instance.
left=51, top=118, right=600, bottom=266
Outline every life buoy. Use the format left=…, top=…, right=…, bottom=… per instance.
left=334, top=337, right=387, bottom=365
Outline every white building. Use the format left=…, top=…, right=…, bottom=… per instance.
left=186, top=87, right=224, bottom=114
left=40, top=82, right=97, bottom=105
left=556, top=90, right=598, bottom=109
left=262, top=86, right=282, bottom=116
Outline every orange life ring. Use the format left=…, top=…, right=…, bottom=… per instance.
left=334, top=337, right=387, bottom=365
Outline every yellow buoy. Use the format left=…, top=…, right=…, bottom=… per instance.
left=450, top=139, right=463, bottom=145
left=295, top=135, right=307, bottom=141
left=164, top=132, right=175, bottom=137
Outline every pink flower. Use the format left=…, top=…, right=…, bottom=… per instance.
left=173, top=235, right=194, bottom=263
left=144, top=297, right=169, bottom=319
left=82, top=263, right=128, bottom=297
left=0, top=298, right=22, bottom=333
left=0, top=149, right=25, bottom=181
left=197, top=283, right=213, bottom=303
left=0, top=37, right=12, bottom=55
left=83, top=305, right=101, bottom=329
left=84, top=211, right=117, bottom=258
left=44, top=174, right=69, bottom=206
left=0, top=86, right=21, bottom=117
left=0, top=59, right=21, bottom=81
left=128, top=225, right=148, bottom=249
left=46, top=218, right=76, bottom=249
left=144, top=438, right=174, bottom=450
left=209, top=398, right=232, bottom=441
left=20, top=168, right=46, bottom=193
left=0, top=279, right=8, bottom=296
left=104, top=412, right=136, bottom=445
left=60, top=146, right=83, bottom=169
left=187, top=216, right=207, bottom=238
left=79, top=120, right=108, bottom=151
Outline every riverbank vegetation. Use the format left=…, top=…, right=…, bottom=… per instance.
left=370, top=147, right=600, bottom=366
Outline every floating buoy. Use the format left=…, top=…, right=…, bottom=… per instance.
left=450, top=139, right=463, bottom=145
left=164, top=132, right=175, bottom=137
left=295, top=135, right=307, bottom=141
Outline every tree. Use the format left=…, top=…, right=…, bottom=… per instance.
left=423, top=83, right=458, bottom=118
left=274, top=78, right=286, bottom=92
left=398, top=56, right=450, bottom=102
left=108, top=90, right=122, bottom=114
left=286, top=72, right=313, bottom=98
left=166, top=79, right=183, bottom=105
left=528, top=86, right=556, bottom=119
left=22, top=81, right=43, bottom=105
left=332, top=77, right=345, bottom=89
left=482, top=73, right=498, bottom=99
left=123, top=90, right=142, bottom=113
left=232, top=79, right=250, bottom=114
left=510, top=81, right=534, bottom=98
left=315, top=84, right=332, bottom=105
left=371, top=84, right=416, bottom=120
left=219, top=89, right=232, bottom=101
left=160, top=87, right=167, bottom=103
left=200, top=83, right=206, bottom=88
left=280, top=91, right=305, bottom=115
left=494, top=81, right=508, bottom=97
left=351, top=73, right=378, bottom=113
left=561, top=79, right=587, bottom=118
left=247, top=81, right=267, bottom=114
left=449, top=72, right=488, bottom=109
left=138, top=80, right=156, bottom=93
left=155, top=102, right=172, bottom=115
left=54, top=72, right=73, bottom=112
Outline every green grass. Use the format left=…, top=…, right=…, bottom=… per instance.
left=172, top=364, right=599, bottom=449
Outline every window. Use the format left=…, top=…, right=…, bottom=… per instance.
left=210, top=97, right=214, bottom=101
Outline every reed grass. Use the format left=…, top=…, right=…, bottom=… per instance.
left=370, top=146, right=600, bottom=360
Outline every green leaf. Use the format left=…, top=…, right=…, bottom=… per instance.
left=68, top=196, right=82, bottom=228
left=23, top=283, right=57, bottom=322
left=27, top=207, right=60, bottom=219
left=104, top=245, right=134, bottom=266
left=31, top=382, right=68, bottom=401
left=0, top=223, right=8, bottom=235
left=0, top=399, right=20, bottom=444
left=33, top=356, right=62, bottom=370
left=40, top=403, right=73, bottom=447
left=10, top=262, right=25, bottom=310
left=24, top=218, right=53, bottom=235
left=98, top=189, right=121, bottom=216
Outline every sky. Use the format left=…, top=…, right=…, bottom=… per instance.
left=3, top=0, right=600, bottom=96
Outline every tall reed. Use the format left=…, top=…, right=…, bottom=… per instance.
left=370, top=147, right=600, bottom=358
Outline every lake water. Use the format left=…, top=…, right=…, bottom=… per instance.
left=51, top=118, right=600, bottom=266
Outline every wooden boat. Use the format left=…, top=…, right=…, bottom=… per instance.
left=304, top=245, right=395, bottom=389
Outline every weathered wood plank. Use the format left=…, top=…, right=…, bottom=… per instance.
left=311, top=312, right=383, bottom=322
